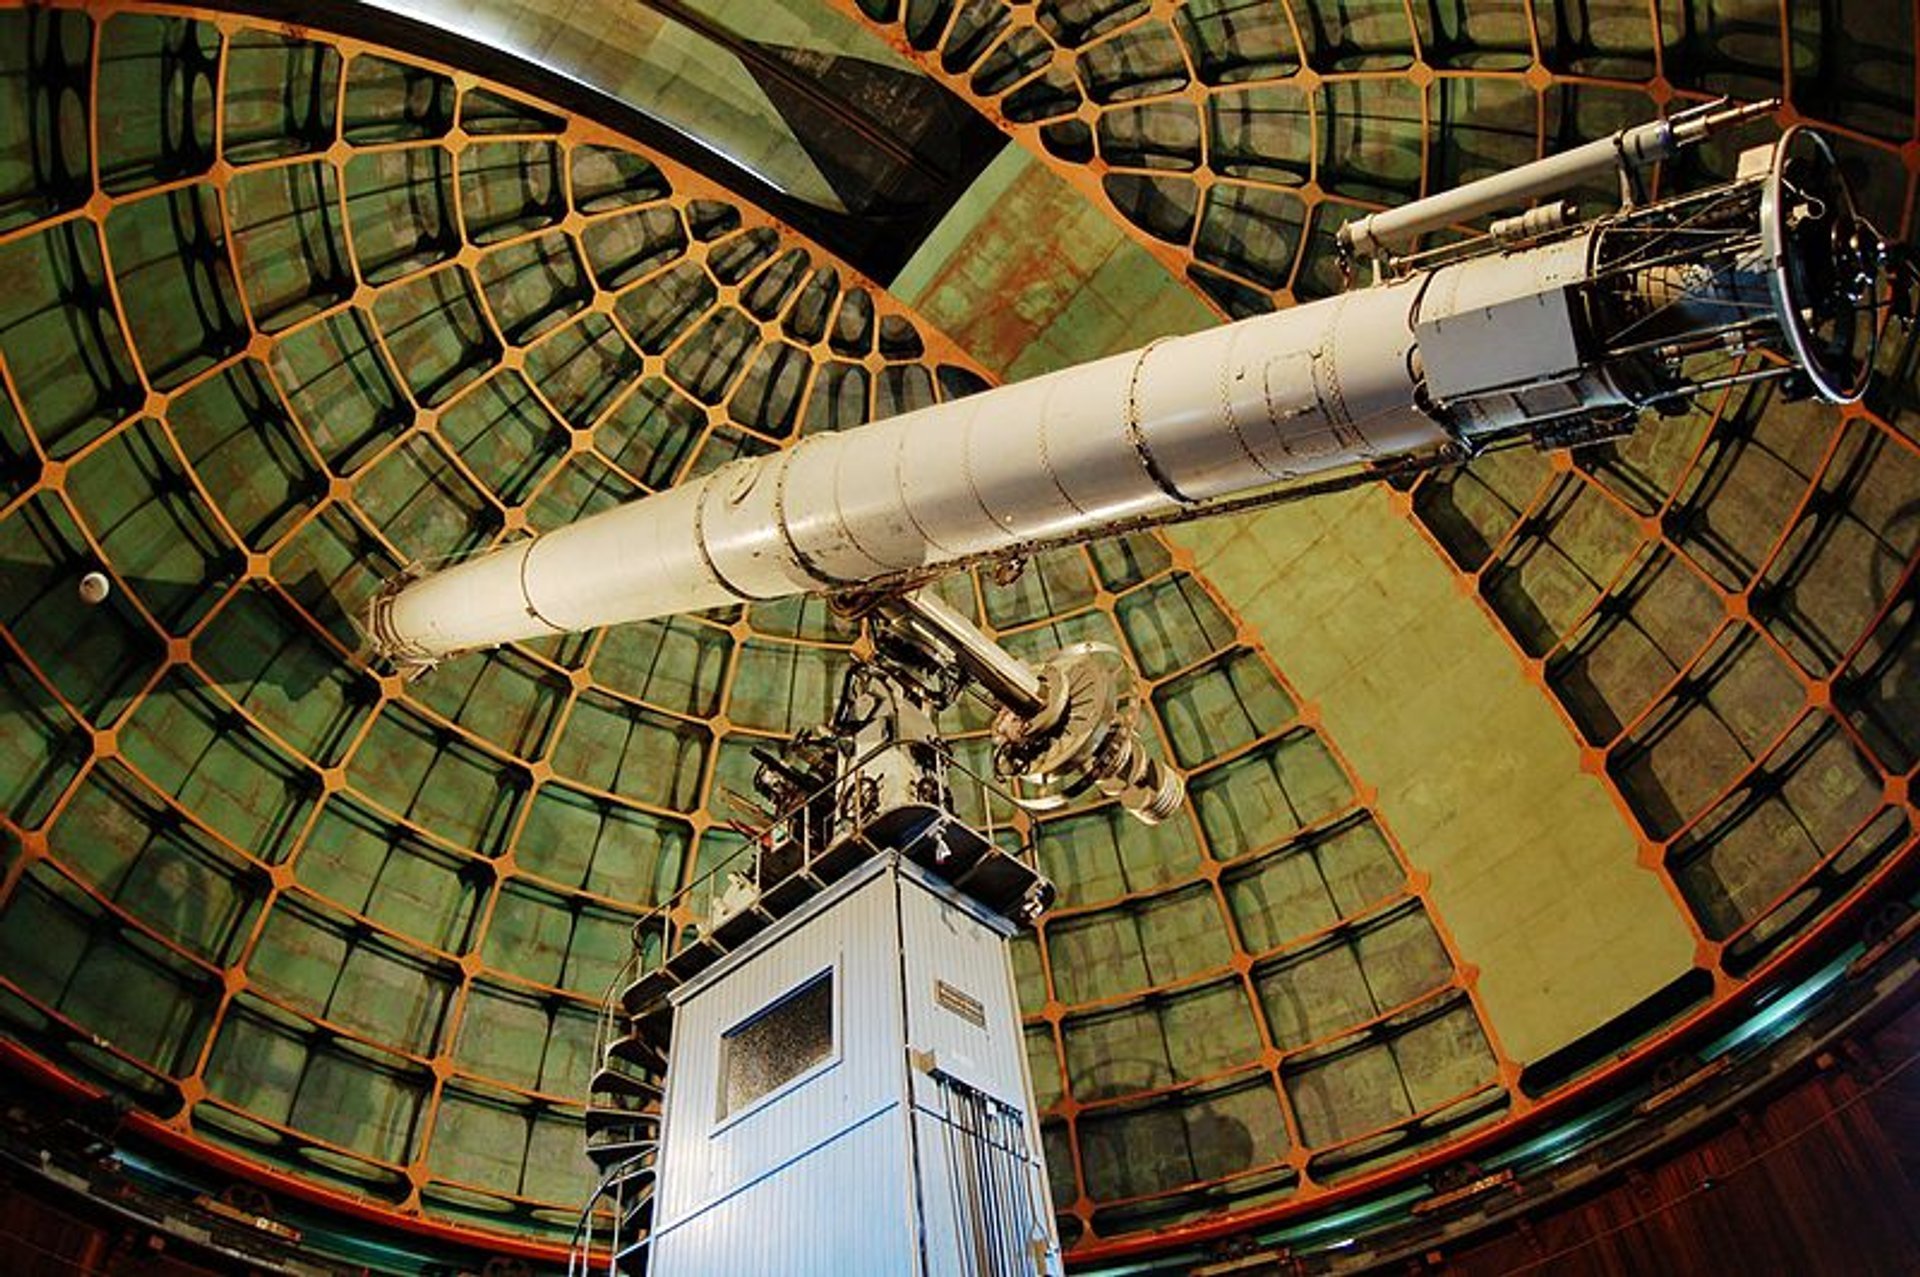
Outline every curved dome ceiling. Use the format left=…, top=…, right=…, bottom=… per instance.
left=0, top=0, right=1916, bottom=1268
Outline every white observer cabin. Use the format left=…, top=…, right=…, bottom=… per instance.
left=643, top=853, right=1063, bottom=1277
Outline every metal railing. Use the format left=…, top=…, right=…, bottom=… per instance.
left=566, top=1143, right=658, bottom=1277
left=588, top=945, right=644, bottom=1088
left=625, top=735, right=1038, bottom=990
left=574, top=734, right=1043, bottom=1275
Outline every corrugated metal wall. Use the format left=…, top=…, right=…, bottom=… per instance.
left=651, top=866, right=915, bottom=1272
left=901, top=876, right=1027, bottom=1108
left=902, top=874, right=1062, bottom=1276
left=650, top=862, right=1062, bottom=1276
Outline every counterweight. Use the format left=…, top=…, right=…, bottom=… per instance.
left=367, top=117, right=1889, bottom=670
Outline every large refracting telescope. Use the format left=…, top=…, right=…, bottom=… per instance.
left=367, top=103, right=1898, bottom=822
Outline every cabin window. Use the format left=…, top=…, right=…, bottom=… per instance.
left=719, top=968, right=835, bottom=1119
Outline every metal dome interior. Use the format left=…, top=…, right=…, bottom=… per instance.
left=0, top=0, right=1917, bottom=1271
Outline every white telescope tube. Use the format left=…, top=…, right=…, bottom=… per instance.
left=1337, top=98, right=1777, bottom=260
left=370, top=276, right=1442, bottom=664
left=368, top=121, right=1885, bottom=669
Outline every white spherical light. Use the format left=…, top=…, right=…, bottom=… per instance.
left=77, top=571, right=111, bottom=606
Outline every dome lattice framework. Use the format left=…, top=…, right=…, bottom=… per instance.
left=0, top=0, right=1914, bottom=1266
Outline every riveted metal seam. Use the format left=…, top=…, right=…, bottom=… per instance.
left=1125, top=338, right=1198, bottom=506
left=516, top=537, right=570, bottom=633
left=1036, top=380, right=1090, bottom=518
left=772, top=441, right=855, bottom=591
left=889, top=418, right=955, bottom=560
left=1222, top=325, right=1287, bottom=483
left=693, top=471, right=779, bottom=603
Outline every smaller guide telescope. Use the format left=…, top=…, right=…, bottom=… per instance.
left=367, top=103, right=1902, bottom=823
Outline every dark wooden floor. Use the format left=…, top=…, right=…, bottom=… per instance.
left=1433, top=996, right=1920, bottom=1277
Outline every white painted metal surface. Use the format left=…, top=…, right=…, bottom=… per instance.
left=648, top=1111, right=917, bottom=1277
left=899, top=874, right=1027, bottom=1108
left=1337, top=98, right=1777, bottom=259
left=652, top=866, right=903, bottom=1246
left=369, top=275, right=1441, bottom=662
left=900, top=875, right=1061, bottom=1276
left=646, top=858, right=1060, bottom=1277
left=367, top=116, right=1885, bottom=670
